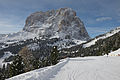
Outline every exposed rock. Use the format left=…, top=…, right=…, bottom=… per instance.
left=23, top=8, right=90, bottom=41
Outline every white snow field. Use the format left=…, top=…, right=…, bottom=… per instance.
left=7, top=56, right=120, bottom=80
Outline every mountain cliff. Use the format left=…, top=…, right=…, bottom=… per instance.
left=23, top=8, right=90, bottom=40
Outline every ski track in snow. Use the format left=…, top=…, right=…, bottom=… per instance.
left=7, top=56, right=120, bottom=80
left=50, top=57, right=120, bottom=80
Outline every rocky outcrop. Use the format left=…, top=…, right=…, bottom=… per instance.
left=23, top=8, right=90, bottom=41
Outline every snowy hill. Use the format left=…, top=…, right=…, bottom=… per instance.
left=83, top=27, right=120, bottom=48
left=7, top=56, right=120, bottom=80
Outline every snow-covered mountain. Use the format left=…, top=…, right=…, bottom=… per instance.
left=83, top=27, right=120, bottom=48
left=0, top=8, right=90, bottom=51
left=23, top=8, right=90, bottom=40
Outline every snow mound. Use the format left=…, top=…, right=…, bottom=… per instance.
left=109, top=48, right=120, bottom=56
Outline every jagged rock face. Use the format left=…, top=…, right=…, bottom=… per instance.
left=23, top=8, right=90, bottom=41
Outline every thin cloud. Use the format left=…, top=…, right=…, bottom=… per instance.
left=96, top=17, right=112, bottom=22
left=86, top=26, right=114, bottom=38
left=0, top=14, right=24, bottom=34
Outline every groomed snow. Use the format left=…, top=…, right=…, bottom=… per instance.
left=83, top=27, right=120, bottom=48
left=7, top=56, right=120, bottom=80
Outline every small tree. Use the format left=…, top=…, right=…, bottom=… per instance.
left=50, top=46, right=58, bottom=65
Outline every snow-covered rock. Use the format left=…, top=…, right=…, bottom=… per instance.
left=23, top=8, right=90, bottom=40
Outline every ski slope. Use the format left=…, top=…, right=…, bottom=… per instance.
left=7, top=56, right=120, bottom=80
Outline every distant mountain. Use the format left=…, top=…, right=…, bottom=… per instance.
left=23, top=8, right=90, bottom=40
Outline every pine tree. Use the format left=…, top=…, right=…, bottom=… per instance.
left=33, top=59, right=41, bottom=69
left=0, top=67, right=4, bottom=80
left=9, top=55, right=24, bottom=77
left=50, top=46, right=58, bottom=65
left=2, top=64, right=6, bottom=79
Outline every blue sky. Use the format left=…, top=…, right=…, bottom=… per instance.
left=0, top=0, right=120, bottom=38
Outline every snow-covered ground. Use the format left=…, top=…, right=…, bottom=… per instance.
left=7, top=56, right=120, bottom=80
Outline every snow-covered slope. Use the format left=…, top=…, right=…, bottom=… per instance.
left=7, top=56, right=120, bottom=80
left=109, top=48, right=120, bottom=56
left=83, top=27, right=120, bottom=48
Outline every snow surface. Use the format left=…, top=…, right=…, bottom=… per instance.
left=7, top=56, right=120, bottom=80
left=83, top=27, right=120, bottom=48
left=0, top=51, right=14, bottom=68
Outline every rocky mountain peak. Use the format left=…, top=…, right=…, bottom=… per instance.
left=23, top=8, right=90, bottom=41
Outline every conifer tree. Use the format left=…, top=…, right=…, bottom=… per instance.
left=50, top=46, right=58, bottom=65
left=9, top=55, right=24, bottom=77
